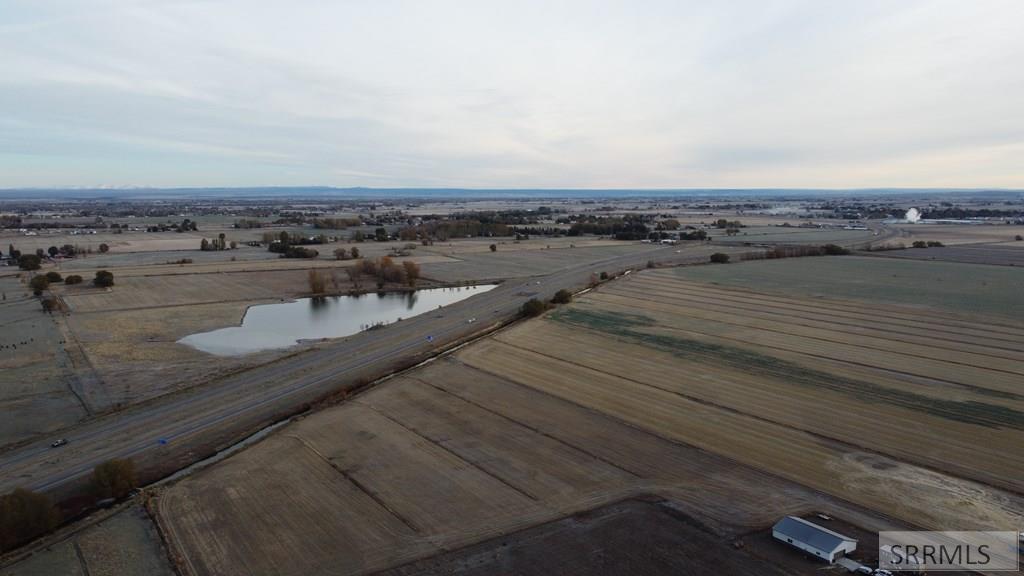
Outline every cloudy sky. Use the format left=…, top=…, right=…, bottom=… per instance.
left=2, top=0, right=1022, bottom=188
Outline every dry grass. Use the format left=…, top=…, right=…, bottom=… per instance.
left=157, top=355, right=853, bottom=576
left=154, top=265, right=1024, bottom=575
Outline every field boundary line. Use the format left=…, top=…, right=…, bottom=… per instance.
left=591, top=289, right=1024, bottom=376
left=151, top=492, right=200, bottom=576
left=644, top=269, right=1024, bottom=335
left=71, top=540, right=92, bottom=576
left=484, top=338, right=1024, bottom=495
left=643, top=318, right=1024, bottom=401
left=603, top=282, right=1024, bottom=355
left=351, top=400, right=542, bottom=503
left=447, top=357, right=962, bottom=529
left=281, top=433, right=423, bottom=535
left=551, top=299, right=1024, bottom=402
left=410, top=374, right=644, bottom=479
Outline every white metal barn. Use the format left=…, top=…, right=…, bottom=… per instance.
left=772, top=516, right=857, bottom=563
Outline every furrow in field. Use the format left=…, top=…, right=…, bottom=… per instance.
left=456, top=339, right=1024, bottom=530
left=590, top=288, right=1024, bottom=373
left=572, top=296, right=1024, bottom=397
left=357, top=377, right=637, bottom=500
left=294, top=402, right=543, bottom=536
left=602, top=280, right=1024, bottom=358
left=638, top=271, right=1024, bottom=340
left=491, top=322, right=1024, bottom=491
left=157, top=433, right=432, bottom=576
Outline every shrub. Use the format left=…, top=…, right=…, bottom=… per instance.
left=283, top=246, right=318, bottom=259
left=599, top=271, right=609, bottom=280
left=489, top=244, right=497, bottom=252
left=646, top=260, right=656, bottom=269
left=98, top=243, right=109, bottom=253
left=45, top=271, right=63, bottom=283
left=349, top=247, right=360, bottom=259
left=551, top=289, right=573, bottom=304
left=0, top=489, right=61, bottom=552
left=29, top=275, right=50, bottom=292
left=821, top=244, right=850, bottom=255
left=64, top=275, right=84, bottom=285
left=1016, top=235, right=1023, bottom=241
left=93, top=270, right=115, bottom=287
left=521, top=298, right=550, bottom=317
left=709, top=253, right=731, bottom=264
left=334, top=248, right=348, bottom=260
left=926, top=241, right=944, bottom=247
left=911, top=240, right=928, bottom=248
left=18, top=254, right=41, bottom=270
left=91, top=459, right=136, bottom=500
left=308, top=269, right=326, bottom=294
left=402, top=261, right=421, bottom=286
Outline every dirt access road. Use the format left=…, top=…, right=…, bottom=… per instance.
left=0, top=243, right=706, bottom=497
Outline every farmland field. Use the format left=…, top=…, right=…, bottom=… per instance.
left=0, top=506, right=174, bottom=576
left=378, top=499, right=795, bottom=576
left=156, top=355, right=882, bottom=576
left=669, top=255, right=1024, bottom=318
left=150, top=262, right=1024, bottom=575
left=865, top=241, right=1024, bottom=267
left=0, top=273, right=87, bottom=447
left=709, top=225, right=877, bottom=246
left=890, top=223, right=1024, bottom=245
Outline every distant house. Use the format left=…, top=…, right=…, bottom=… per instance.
left=772, top=516, right=857, bottom=563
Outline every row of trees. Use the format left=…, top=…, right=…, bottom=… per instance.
left=351, top=257, right=421, bottom=289
left=6, top=243, right=99, bottom=270
left=566, top=216, right=650, bottom=240
left=307, top=257, right=422, bottom=293
left=520, top=288, right=575, bottom=318
left=0, top=459, right=135, bottom=553
left=200, top=233, right=237, bottom=251
left=29, top=271, right=108, bottom=305
left=146, top=218, right=197, bottom=232
left=333, top=247, right=360, bottom=260
left=738, top=244, right=851, bottom=261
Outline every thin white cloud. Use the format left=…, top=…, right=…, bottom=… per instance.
left=1, top=0, right=1022, bottom=188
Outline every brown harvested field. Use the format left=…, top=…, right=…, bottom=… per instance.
left=62, top=268, right=345, bottom=313
left=890, top=223, right=1024, bottom=245
left=62, top=301, right=265, bottom=411
left=866, top=241, right=1024, bottom=266
left=157, top=355, right=888, bottom=576
left=378, top=499, right=796, bottom=576
left=55, top=252, right=454, bottom=282
left=420, top=242, right=743, bottom=282
left=0, top=506, right=175, bottom=576
left=451, top=270, right=1024, bottom=526
left=0, top=275, right=88, bottom=447
left=153, top=264, right=1024, bottom=575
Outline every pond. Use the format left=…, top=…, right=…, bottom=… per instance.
left=178, top=284, right=497, bottom=356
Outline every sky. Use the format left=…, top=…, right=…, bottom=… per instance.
left=1, top=0, right=1023, bottom=189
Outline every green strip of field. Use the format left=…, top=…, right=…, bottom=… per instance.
left=551, top=308, right=1024, bottom=430
left=664, top=256, right=1024, bottom=320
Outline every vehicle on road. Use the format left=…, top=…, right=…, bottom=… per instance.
left=50, top=438, right=67, bottom=448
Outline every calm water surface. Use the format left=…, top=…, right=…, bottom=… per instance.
left=179, top=284, right=496, bottom=356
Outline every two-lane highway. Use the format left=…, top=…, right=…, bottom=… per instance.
left=0, top=244, right=712, bottom=495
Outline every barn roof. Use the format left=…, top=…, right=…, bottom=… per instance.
left=773, top=516, right=857, bottom=553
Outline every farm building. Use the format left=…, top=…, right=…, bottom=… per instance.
left=772, top=516, right=857, bottom=563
